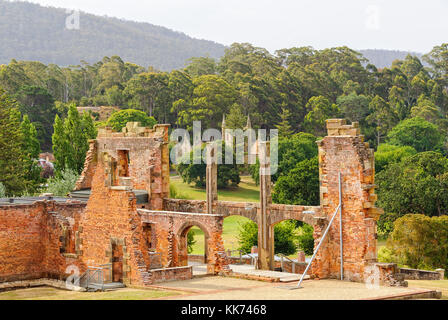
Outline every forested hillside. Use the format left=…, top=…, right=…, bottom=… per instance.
left=0, top=0, right=225, bottom=70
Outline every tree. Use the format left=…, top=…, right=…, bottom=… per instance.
left=0, top=90, right=29, bottom=195
left=303, top=96, right=340, bottom=136
left=20, top=115, right=42, bottom=191
left=250, top=132, right=317, bottom=185
left=385, top=214, right=448, bottom=272
left=52, top=105, right=97, bottom=174
left=387, top=117, right=445, bottom=153
left=52, top=114, right=68, bottom=172
left=410, top=95, right=443, bottom=124
left=105, top=109, right=157, bottom=132
left=336, top=92, right=370, bottom=123
left=176, top=142, right=240, bottom=189
left=366, top=95, right=399, bottom=146
left=272, top=157, right=319, bottom=205
left=184, top=57, right=217, bottom=77
left=124, top=72, right=170, bottom=121
left=175, top=75, right=237, bottom=130
left=14, top=85, right=58, bottom=151
left=275, top=108, right=294, bottom=138
left=226, top=104, right=246, bottom=129
left=377, top=152, right=448, bottom=235
left=374, top=144, right=417, bottom=173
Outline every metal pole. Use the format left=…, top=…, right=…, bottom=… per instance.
left=294, top=173, right=343, bottom=289
left=339, top=173, right=343, bottom=281
left=294, top=203, right=341, bottom=289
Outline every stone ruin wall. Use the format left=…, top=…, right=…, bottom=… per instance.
left=0, top=119, right=404, bottom=287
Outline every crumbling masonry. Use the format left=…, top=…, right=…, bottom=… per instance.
left=0, top=119, right=405, bottom=287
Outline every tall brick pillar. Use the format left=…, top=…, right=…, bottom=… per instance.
left=257, top=141, right=274, bottom=270
left=206, top=142, right=218, bottom=214
left=312, top=119, right=383, bottom=282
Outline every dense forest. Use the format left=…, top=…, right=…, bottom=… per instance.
left=2, top=42, right=447, bottom=151
left=0, top=0, right=225, bottom=70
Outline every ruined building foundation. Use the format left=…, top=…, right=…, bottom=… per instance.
left=0, top=120, right=406, bottom=287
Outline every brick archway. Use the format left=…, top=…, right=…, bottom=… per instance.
left=177, top=221, right=211, bottom=267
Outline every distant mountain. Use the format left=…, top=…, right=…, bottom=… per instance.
left=359, top=49, right=425, bottom=69
left=0, top=1, right=226, bottom=70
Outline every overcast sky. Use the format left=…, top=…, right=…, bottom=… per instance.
left=22, top=0, right=448, bottom=53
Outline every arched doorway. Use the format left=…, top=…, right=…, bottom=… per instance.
left=177, top=222, right=210, bottom=275
left=222, top=215, right=258, bottom=268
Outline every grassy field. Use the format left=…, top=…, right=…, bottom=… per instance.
left=170, top=175, right=260, bottom=202
left=0, top=287, right=182, bottom=300
left=407, top=280, right=448, bottom=300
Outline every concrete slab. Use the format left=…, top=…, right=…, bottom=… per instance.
left=152, top=276, right=439, bottom=300
left=229, top=264, right=308, bottom=282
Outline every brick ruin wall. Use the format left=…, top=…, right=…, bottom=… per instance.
left=0, top=201, right=86, bottom=283
left=0, top=119, right=407, bottom=287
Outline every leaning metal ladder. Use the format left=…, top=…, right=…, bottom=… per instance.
left=294, top=172, right=343, bottom=289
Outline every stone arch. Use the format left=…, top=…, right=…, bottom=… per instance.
left=176, top=220, right=212, bottom=267
left=217, top=202, right=258, bottom=224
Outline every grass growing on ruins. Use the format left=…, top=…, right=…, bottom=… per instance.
left=0, top=287, right=184, bottom=300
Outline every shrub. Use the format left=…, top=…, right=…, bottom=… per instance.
left=169, top=184, right=189, bottom=200
left=0, top=183, right=6, bottom=198
left=387, top=117, right=444, bottom=153
left=45, top=169, right=79, bottom=196
left=237, top=220, right=299, bottom=256
left=297, top=224, right=314, bottom=255
left=187, top=230, right=196, bottom=254
left=385, top=214, right=448, bottom=272
left=106, top=109, right=157, bottom=131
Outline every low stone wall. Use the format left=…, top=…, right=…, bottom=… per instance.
left=188, top=255, right=308, bottom=274
left=150, top=266, right=193, bottom=284
left=273, top=261, right=308, bottom=274
left=399, top=268, right=444, bottom=280
left=0, top=278, right=71, bottom=292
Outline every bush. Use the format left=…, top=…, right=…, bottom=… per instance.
left=250, top=133, right=317, bottom=185
left=237, top=220, right=299, bottom=256
left=105, top=109, right=157, bottom=131
left=45, top=169, right=79, bottom=196
left=375, top=144, right=417, bottom=173
left=385, top=214, right=448, bottom=272
left=297, top=224, right=314, bottom=255
left=187, top=229, right=196, bottom=254
left=387, top=117, right=444, bottom=153
left=376, top=151, right=448, bottom=236
left=169, top=184, right=189, bottom=200
left=0, top=183, right=6, bottom=198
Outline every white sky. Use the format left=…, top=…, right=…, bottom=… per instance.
left=20, top=0, right=448, bottom=53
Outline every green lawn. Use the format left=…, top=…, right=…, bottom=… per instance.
left=0, top=287, right=182, bottom=300
left=407, top=280, right=448, bottom=300
left=170, top=175, right=260, bottom=202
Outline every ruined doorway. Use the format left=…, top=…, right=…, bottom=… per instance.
left=117, top=149, right=130, bottom=177
left=112, top=243, right=124, bottom=283
left=178, top=223, right=210, bottom=275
